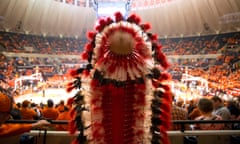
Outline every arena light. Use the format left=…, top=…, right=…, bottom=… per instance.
left=93, top=0, right=132, bottom=18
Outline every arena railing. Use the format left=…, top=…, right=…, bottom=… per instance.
left=5, top=119, right=240, bottom=144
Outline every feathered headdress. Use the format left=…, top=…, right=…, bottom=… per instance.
left=67, top=12, right=172, bottom=144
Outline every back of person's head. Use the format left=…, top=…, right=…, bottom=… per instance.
left=176, top=99, right=184, bottom=107
left=59, top=100, right=64, bottom=105
left=211, top=96, right=222, bottom=103
left=64, top=106, right=69, bottom=111
left=47, top=99, right=54, bottom=108
left=22, top=100, right=30, bottom=108
left=16, top=102, right=21, bottom=108
left=0, top=92, right=12, bottom=113
left=31, top=103, right=37, bottom=108
left=197, top=98, right=214, bottom=114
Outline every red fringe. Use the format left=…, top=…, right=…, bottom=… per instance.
left=83, top=70, right=90, bottom=77
left=160, top=130, right=170, bottom=144
left=156, top=45, right=163, bottom=50
left=69, top=108, right=76, bottom=118
left=90, top=79, right=100, bottom=88
left=91, top=122, right=105, bottom=139
left=161, top=99, right=171, bottom=112
left=151, top=79, right=159, bottom=88
left=68, top=120, right=77, bottom=134
left=160, top=58, right=171, bottom=69
left=125, top=27, right=136, bottom=36
left=159, top=111, right=171, bottom=130
left=164, top=91, right=172, bottom=100
left=67, top=97, right=75, bottom=106
left=159, top=73, right=172, bottom=81
left=71, top=139, right=79, bottom=144
left=160, top=84, right=171, bottom=92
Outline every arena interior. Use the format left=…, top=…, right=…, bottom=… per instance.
left=0, top=0, right=239, bottom=144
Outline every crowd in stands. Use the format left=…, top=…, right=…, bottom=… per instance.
left=0, top=31, right=239, bottom=96
left=10, top=98, right=72, bottom=131
left=0, top=31, right=239, bottom=144
left=171, top=95, right=240, bottom=131
left=0, top=31, right=86, bottom=54
left=5, top=90, right=240, bottom=132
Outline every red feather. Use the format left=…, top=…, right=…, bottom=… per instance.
left=160, top=84, right=170, bottom=92
left=128, top=13, right=141, bottom=24
left=114, top=11, right=123, bottom=22
left=85, top=43, right=93, bottom=52
left=160, top=112, right=171, bottom=129
left=67, top=81, right=73, bottom=87
left=67, top=97, right=75, bottom=106
left=161, top=73, right=171, bottom=80
left=160, top=99, right=171, bottom=112
left=156, top=45, right=163, bottom=51
left=69, top=108, right=76, bottom=118
left=160, top=130, right=170, bottom=144
left=90, top=79, right=100, bottom=88
left=83, top=69, right=90, bottom=77
left=134, top=15, right=141, bottom=24
left=68, top=69, right=78, bottom=77
left=106, top=16, right=113, bottom=25
left=66, top=86, right=75, bottom=93
left=161, top=58, right=171, bottom=69
left=68, top=120, right=77, bottom=134
left=127, top=13, right=137, bottom=23
left=71, top=139, right=79, bottom=144
left=150, top=34, right=158, bottom=41
left=87, top=31, right=96, bottom=40
left=81, top=51, right=89, bottom=60
left=141, top=23, right=151, bottom=31
left=95, top=24, right=104, bottom=32
left=99, top=18, right=106, bottom=26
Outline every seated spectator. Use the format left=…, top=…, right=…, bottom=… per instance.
left=10, top=103, right=22, bottom=120
left=31, top=103, right=42, bottom=120
left=56, top=100, right=65, bottom=113
left=226, top=100, right=240, bottom=120
left=0, top=85, right=50, bottom=139
left=211, top=96, right=231, bottom=129
left=194, top=98, right=224, bottom=130
left=41, top=99, right=59, bottom=120
left=171, top=94, right=188, bottom=130
left=20, top=100, right=37, bottom=120
left=188, top=107, right=201, bottom=120
left=55, top=106, right=71, bottom=131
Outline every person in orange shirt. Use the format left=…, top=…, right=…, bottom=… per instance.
left=20, top=100, right=37, bottom=120
left=55, top=106, right=71, bottom=131
left=41, top=99, right=59, bottom=120
left=56, top=100, right=65, bottom=113
left=188, top=107, right=201, bottom=120
left=0, top=84, right=50, bottom=141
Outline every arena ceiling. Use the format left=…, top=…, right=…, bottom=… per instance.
left=0, top=0, right=239, bottom=38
